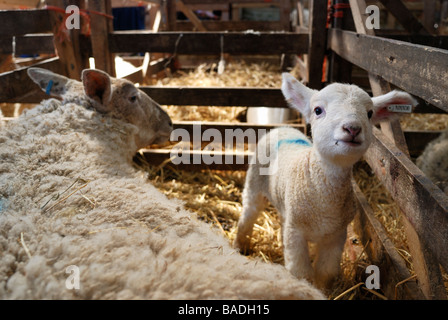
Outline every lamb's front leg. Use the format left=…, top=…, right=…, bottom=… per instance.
left=313, top=229, right=347, bottom=290
left=283, top=222, right=313, bottom=282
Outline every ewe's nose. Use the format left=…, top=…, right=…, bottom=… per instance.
left=343, top=124, right=362, bottom=137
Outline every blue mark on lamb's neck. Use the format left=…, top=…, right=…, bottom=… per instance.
left=276, top=138, right=311, bottom=150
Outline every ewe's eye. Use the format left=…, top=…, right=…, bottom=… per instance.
left=367, top=110, right=373, bottom=119
left=314, top=107, right=323, bottom=116
left=129, top=95, right=137, bottom=103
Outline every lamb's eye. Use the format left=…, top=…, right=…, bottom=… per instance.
left=129, top=95, right=137, bottom=103
left=367, top=110, right=373, bottom=119
left=314, top=107, right=323, bottom=116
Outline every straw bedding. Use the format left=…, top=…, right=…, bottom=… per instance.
left=137, top=61, right=448, bottom=299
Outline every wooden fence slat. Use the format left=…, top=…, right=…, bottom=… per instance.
left=329, top=28, right=448, bottom=113
left=175, top=21, right=287, bottom=31
left=109, top=31, right=309, bottom=55
left=0, top=9, right=51, bottom=36
left=181, top=0, right=285, bottom=3
left=172, top=121, right=306, bottom=136
left=307, top=0, right=328, bottom=89
left=89, top=0, right=115, bottom=77
left=353, top=182, right=425, bottom=300
left=0, top=57, right=62, bottom=102
left=364, top=127, right=448, bottom=298
left=141, top=87, right=289, bottom=107
left=15, top=34, right=55, bottom=55
left=137, top=149, right=250, bottom=171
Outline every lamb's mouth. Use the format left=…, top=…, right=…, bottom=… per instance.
left=336, top=139, right=362, bottom=147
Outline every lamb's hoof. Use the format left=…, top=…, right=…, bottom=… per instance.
left=233, top=238, right=251, bottom=255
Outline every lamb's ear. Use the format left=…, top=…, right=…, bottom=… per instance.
left=27, top=67, right=71, bottom=97
left=371, top=90, right=418, bottom=124
left=82, top=69, right=112, bottom=112
left=281, top=73, right=316, bottom=123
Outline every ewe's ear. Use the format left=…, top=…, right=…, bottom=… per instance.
left=82, top=69, right=112, bottom=112
left=281, top=73, right=316, bottom=123
left=27, top=67, right=71, bottom=97
left=371, top=90, right=418, bottom=124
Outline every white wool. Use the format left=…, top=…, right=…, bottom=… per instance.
left=416, top=129, right=448, bottom=194
left=0, top=69, right=324, bottom=300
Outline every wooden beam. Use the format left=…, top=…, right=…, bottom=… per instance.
left=0, top=57, right=62, bottom=103
left=14, top=34, right=55, bottom=55
left=378, top=34, right=448, bottom=51
left=137, top=149, right=250, bottom=171
left=109, top=31, right=309, bottom=55
left=353, top=182, right=425, bottom=299
left=89, top=0, right=115, bottom=77
left=0, top=9, right=51, bottom=36
left=307, top=0, right=328, bottom=89
left=47, top=0, right=87, bottom=80
left=140, top=87, right=289, bottom=107
left=175, top=20, right=287, bottom=31
left=378, top=0, right=430, bottom=35
left=364, top=127, right=448, bottom=299
left=181, top=0, right=284, bottom=4
left=172, top=121, right=305, bottom=137
left=329, top=29, right=448, bottom=113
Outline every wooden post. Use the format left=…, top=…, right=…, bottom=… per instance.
left=88, top=0, right=115, bottom=77
left=328, top=0, right=353, bottom=84
left=47, top=0, right=88, bottom=79
left=307, top=0, right=328, bottom=89
left=349, top=0, right=447, bottom=300
left=166, top=0, right=177, bottom=31
left=423, top=0, right=436, bottom=34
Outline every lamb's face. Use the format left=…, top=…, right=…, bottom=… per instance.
left=280, top=73, right=418, bottom=167
left=108, top=79, right=173, bottom=148
left=309, top=84, right=374, bottom=165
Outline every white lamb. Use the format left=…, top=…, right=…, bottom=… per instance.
left=0, top=68, right=324, bottom=299
left=416, top=129, right=448, bottom=195
left=234, top=73, right=417, bottom=290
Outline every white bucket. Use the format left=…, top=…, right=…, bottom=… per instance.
left=246, top=107, right=293, bottom=125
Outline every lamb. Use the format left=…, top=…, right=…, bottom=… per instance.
left=234, top=73, right=417, bottom=290
left=0, top=68, right=324, bottom=299
left=416, top=129, right=448, bottom=195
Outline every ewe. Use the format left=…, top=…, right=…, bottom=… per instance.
left=417, top=129, right=448, bottom=195
left=0, top=68, right=324, bottom=299
left=234, top=73, right=417, bottom=290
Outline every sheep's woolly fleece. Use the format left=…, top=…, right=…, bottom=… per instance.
left=0, top=99, right=324, bottom=299
left=416, top=129, right=448, bottom=195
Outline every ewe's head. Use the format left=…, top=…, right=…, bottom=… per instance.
left=27, top=68, right=173, bottom=149
left=281, top=73, right=417, bottom=166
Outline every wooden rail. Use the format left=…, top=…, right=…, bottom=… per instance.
left=329, top=28, right=448, bottom=113
left=109, top=31, right=309, bottom=55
